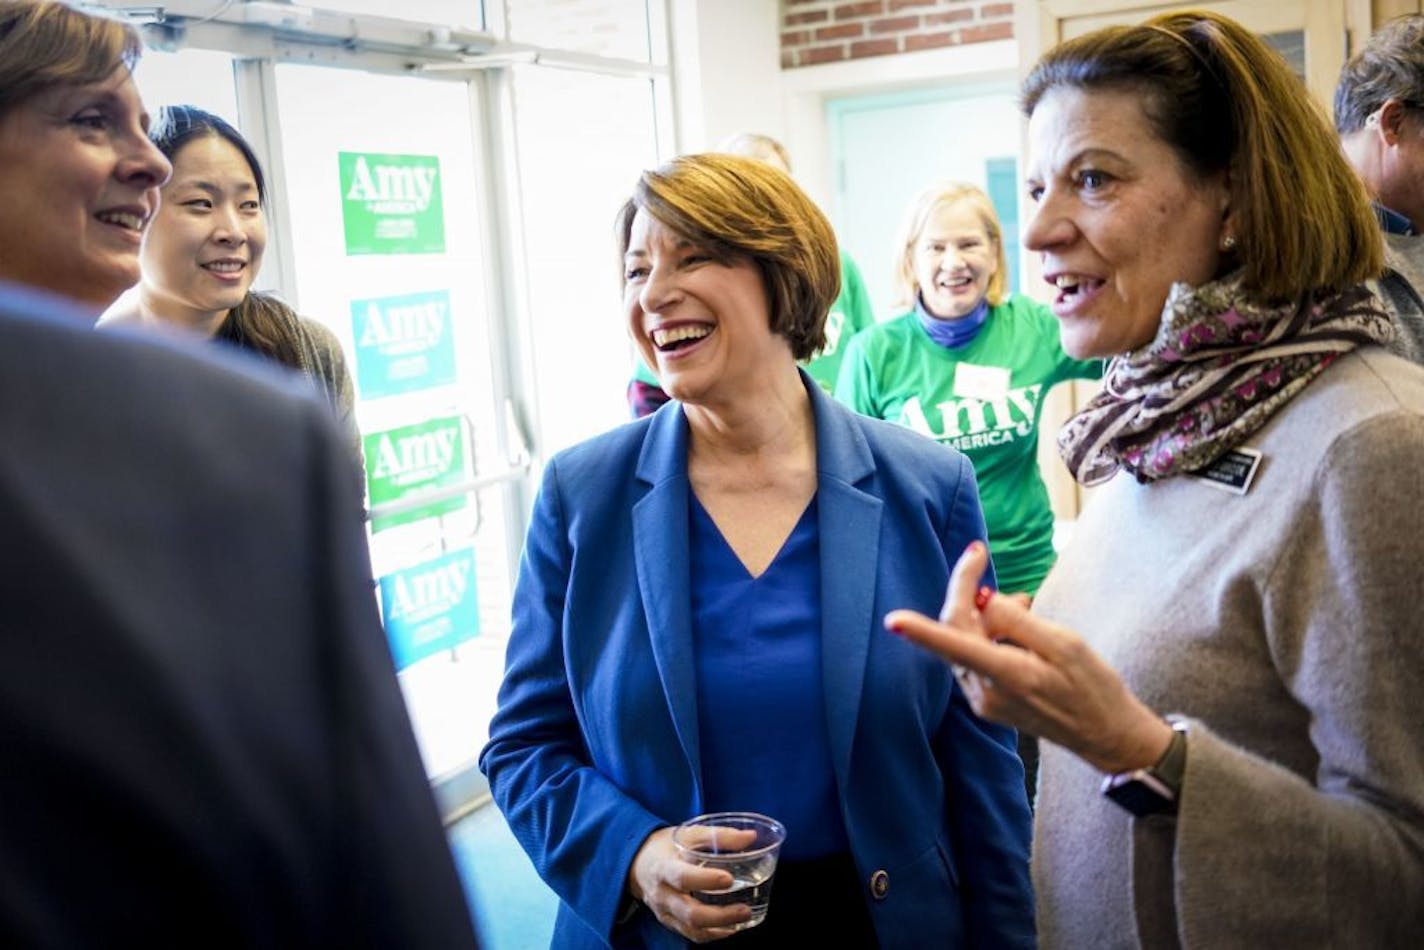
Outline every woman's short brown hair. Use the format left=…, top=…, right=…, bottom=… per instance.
left=0, top=0, right=141, bottom=119
left=893, top=182, right=1010, bottom=310
left=615, top=153, right=840, bottom=361
left=1022, top=9, right=1382, bottom=301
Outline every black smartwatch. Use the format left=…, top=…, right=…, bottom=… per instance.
left=1101, top=718, right=1189, bottom=817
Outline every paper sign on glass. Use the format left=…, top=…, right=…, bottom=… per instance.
left=379, top=547, right=480, bottom=670
left=338, top=151, right=445, bottom=255
left=363, top=415, right=467, bottom=531
left=351, top=290, right=457, bottom=398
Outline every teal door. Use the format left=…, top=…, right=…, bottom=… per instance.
left=828, top=83, right=1023, bottom=320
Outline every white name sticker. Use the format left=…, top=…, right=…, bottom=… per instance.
left=952, top=363, right=1011, bottom=401
left=1189, top=446, right=1263, bottom=495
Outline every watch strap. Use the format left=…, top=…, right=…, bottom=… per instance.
left=1100, top=719, right=1189, bottom=816
left=1153, top=717, right=1190, bottom=799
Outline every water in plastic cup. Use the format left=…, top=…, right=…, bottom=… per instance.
left=672, top=812, right=786, bottom=931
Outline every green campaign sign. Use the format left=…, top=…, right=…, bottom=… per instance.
left=339, top=151, right=445, bottom=256
left=364, top=415, right=467, bottom=531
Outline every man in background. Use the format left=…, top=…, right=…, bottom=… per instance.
left=1337, top=14, right=1424, bottom=360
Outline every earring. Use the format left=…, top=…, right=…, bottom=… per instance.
left=1221, top=234, right=1237, bottom=251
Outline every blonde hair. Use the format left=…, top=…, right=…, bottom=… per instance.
left=615, top=153, right=840, bottom=361
left=1023, top=8, right=1382, bottom=300
left=715, top=132, right=793, bottom=174
left=893, top=182, right=1009, bottom=309
left=0, top=0, right=141, bottom=118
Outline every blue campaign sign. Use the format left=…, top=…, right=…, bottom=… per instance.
left=350, top=289, right=457, bottom=398
left=378, top=547, right=480, bottom=670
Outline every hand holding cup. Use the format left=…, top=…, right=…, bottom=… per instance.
left=627, top=824, right=755, bottom=943
left=672, top=813, right=785, bottom=933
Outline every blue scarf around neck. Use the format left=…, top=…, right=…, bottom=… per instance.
left=916, top=293, right=990, bottom=348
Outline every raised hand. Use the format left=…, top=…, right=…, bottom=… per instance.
left=885, top=542, right=1172, bottom=775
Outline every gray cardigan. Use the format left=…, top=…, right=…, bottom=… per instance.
left=1032, top=346, right=1424, bottom=948
left=291, top=314, right=361, bottom=465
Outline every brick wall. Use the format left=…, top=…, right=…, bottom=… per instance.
left=781, top=0, right=1014, bottom=68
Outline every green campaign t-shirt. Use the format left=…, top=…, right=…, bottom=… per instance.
left=803, top=249, right=876, bottom=393
left=631, top=248, right=876, bottom=395
left=834, top=295, right=1100, bottom=594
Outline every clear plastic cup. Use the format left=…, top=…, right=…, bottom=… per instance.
left=672, top=811, right=786, bottom=931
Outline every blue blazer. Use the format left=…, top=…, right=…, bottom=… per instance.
left=481, top=377, right=1033, bottom=948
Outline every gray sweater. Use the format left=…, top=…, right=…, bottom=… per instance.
left=291, top=314, right=361, bottom=466
left=1032, top=346, right=1424, bottom=948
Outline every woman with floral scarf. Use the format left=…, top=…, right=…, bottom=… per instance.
left=886, top=10, right=1424, bottom=947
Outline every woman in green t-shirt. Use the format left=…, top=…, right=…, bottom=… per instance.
left=836, top=182, right=1099, bottom=598
left=837, top=182, right=1098, bottom=802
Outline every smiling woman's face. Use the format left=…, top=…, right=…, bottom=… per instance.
left=911, top=199, right=998, bottom=320
left=0, top=67, right=170, bottom=308
left=141, top=134, right=267, bottom=326
left=1022, top=86, right=1231, bottom=359
left=623, top=208, right=789, bottom=408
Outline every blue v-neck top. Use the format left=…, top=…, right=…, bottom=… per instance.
left=688, top=492, right=848, bottom=861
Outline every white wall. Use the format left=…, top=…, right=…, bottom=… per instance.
left=669, top=0, right=784, bottom=153
left=666, top=3, right=1019, bottom=204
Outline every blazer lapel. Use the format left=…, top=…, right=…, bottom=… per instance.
left=632, top=405, right=703, bottom=803
left=807, top=379, right=883, bottom=798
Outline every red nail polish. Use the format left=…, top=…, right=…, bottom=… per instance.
left=975, top=587, right=992, bottom=611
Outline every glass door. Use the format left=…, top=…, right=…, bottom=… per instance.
left=119, top=0, right=674, bottom=819
left=270, top=64, right=519, bottom=787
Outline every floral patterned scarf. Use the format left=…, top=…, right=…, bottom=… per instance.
left=1058, top=273, right=1395, bottom=485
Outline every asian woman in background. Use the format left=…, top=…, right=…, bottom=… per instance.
left=102, top=105, right=359, bottom=458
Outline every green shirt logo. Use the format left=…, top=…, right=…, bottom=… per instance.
left=899, top=384, right=1043, bottom=446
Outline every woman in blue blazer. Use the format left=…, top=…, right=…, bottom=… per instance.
left=480, top=154, right=1033, bottom=948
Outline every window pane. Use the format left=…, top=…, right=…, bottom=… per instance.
left=505, top=0, right=652, bottom=61
left=274, top=64, right=512, bottom=779
left=131, top=47, right=238, bottom=124
left=1263, top=30, right=1306, bottom=83
left=317, top=0, right=485, bottom=30
left=512, top=65, right=660, bottom=452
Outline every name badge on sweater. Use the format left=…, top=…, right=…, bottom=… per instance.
left=952, top=363, right=1011, bottom=401
left=1189, top=446, right=1263, bottom=495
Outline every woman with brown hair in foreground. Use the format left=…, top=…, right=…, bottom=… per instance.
left=889, top=9, right=1424, bottom=947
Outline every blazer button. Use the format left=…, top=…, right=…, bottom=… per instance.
left=869, top=869, right=889, bottom=900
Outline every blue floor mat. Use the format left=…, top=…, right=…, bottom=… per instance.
left=449, top=803, right=558, bottom=949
